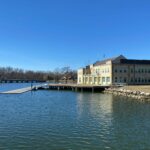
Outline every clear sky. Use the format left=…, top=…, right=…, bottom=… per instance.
left=0, top=0, right=150, bottom=71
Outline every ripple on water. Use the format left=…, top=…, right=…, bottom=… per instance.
left=0, top=89, right=150, bottom=149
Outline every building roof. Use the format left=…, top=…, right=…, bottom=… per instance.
left=120, top=59, right=150, bottom=65
left=93, top=55, right=126, bottom=66
left=79, top=55, right=150, bottom=70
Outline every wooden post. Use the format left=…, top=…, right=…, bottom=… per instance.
left=75, top=87, right=78, bottom=92
left=92, top=87, right=94, bottom=93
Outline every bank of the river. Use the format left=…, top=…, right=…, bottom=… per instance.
left=104, top=86, right=150, bottom=101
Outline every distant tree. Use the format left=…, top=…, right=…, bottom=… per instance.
left=0, top=66, right=77, bottom=83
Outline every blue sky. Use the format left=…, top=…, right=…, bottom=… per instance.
left=0, top=0, right=150, bottom=71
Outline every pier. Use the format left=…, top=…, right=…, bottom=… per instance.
left=0, top=83, right=110, bottom=94
left=48, top=84, right=110, bottom=92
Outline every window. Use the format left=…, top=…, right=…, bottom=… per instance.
left=79, top=77, right=81, bottom=83
left=115, top=69, right=117, bottom=73
left=83, top=77, right=85, bottom=83
left=124, top=78, right=127, bottom=83
left=102, top=77, right=105, bottom=82
left=120, top=77, right=122, bottom=82
left=98, top=77, right=101, bottom=83
left=106, top=77, right=110, bottom=83
left=115, top=77, right=117, bottom=82
left=138, top=78, right=141, bottom=83
left=138, top=69, right=141, bottom=73
left=94, top=77, right=97, bottom=83
left=89, top=77, right=92, bottom=82
left=85, top=77, right=88, bottom=82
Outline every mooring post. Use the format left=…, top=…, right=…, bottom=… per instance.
left=92, top=87, right=94, bottom=93
left=75, top=87, right=78, bottom=92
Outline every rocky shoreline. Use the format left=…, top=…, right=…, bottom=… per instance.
left=104, top=87, right=150, bottom=102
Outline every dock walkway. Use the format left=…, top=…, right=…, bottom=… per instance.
left=1, top=87, right=32, bottom=94
left=0, top=84, right=110, bottom=94
left=0, top=84, right=48, bottom=94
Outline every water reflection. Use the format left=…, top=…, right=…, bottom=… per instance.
left=77, top=92, right=113, bottom=123
left=76, top=93, right=114, bottom=149
left=0, top=87, right=150, bottom=149
left=111, top=96, right=150, bottom=149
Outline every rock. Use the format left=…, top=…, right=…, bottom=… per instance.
left=145, top=93, right=150, bottom=96
left=140, top=92, right=145, bottom=96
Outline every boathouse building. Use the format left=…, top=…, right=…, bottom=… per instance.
left=77, top=55, right=150, bottom=85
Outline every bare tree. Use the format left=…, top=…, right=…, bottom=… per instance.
left=0, top=66, right=77, bottom=83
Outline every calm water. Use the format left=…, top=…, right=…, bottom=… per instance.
left=0, top=84, right=150, bottom=149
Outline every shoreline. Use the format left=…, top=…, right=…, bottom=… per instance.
left=104, top=86, right=150, bottom=102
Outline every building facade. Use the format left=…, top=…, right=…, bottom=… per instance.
left=77, top=55, right=150, bottom=85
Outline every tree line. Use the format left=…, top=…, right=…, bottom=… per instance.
left=0, top=66, right=77, bottom=83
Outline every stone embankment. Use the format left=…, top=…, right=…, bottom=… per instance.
left=104, top=86, right=150, bottom=101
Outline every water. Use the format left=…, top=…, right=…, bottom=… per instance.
left=0, top=84, right=150, bottom=149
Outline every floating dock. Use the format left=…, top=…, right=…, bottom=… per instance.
left=1, top=87, right=32, bottom=94
left=0, top=84, right=48, bottom=94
